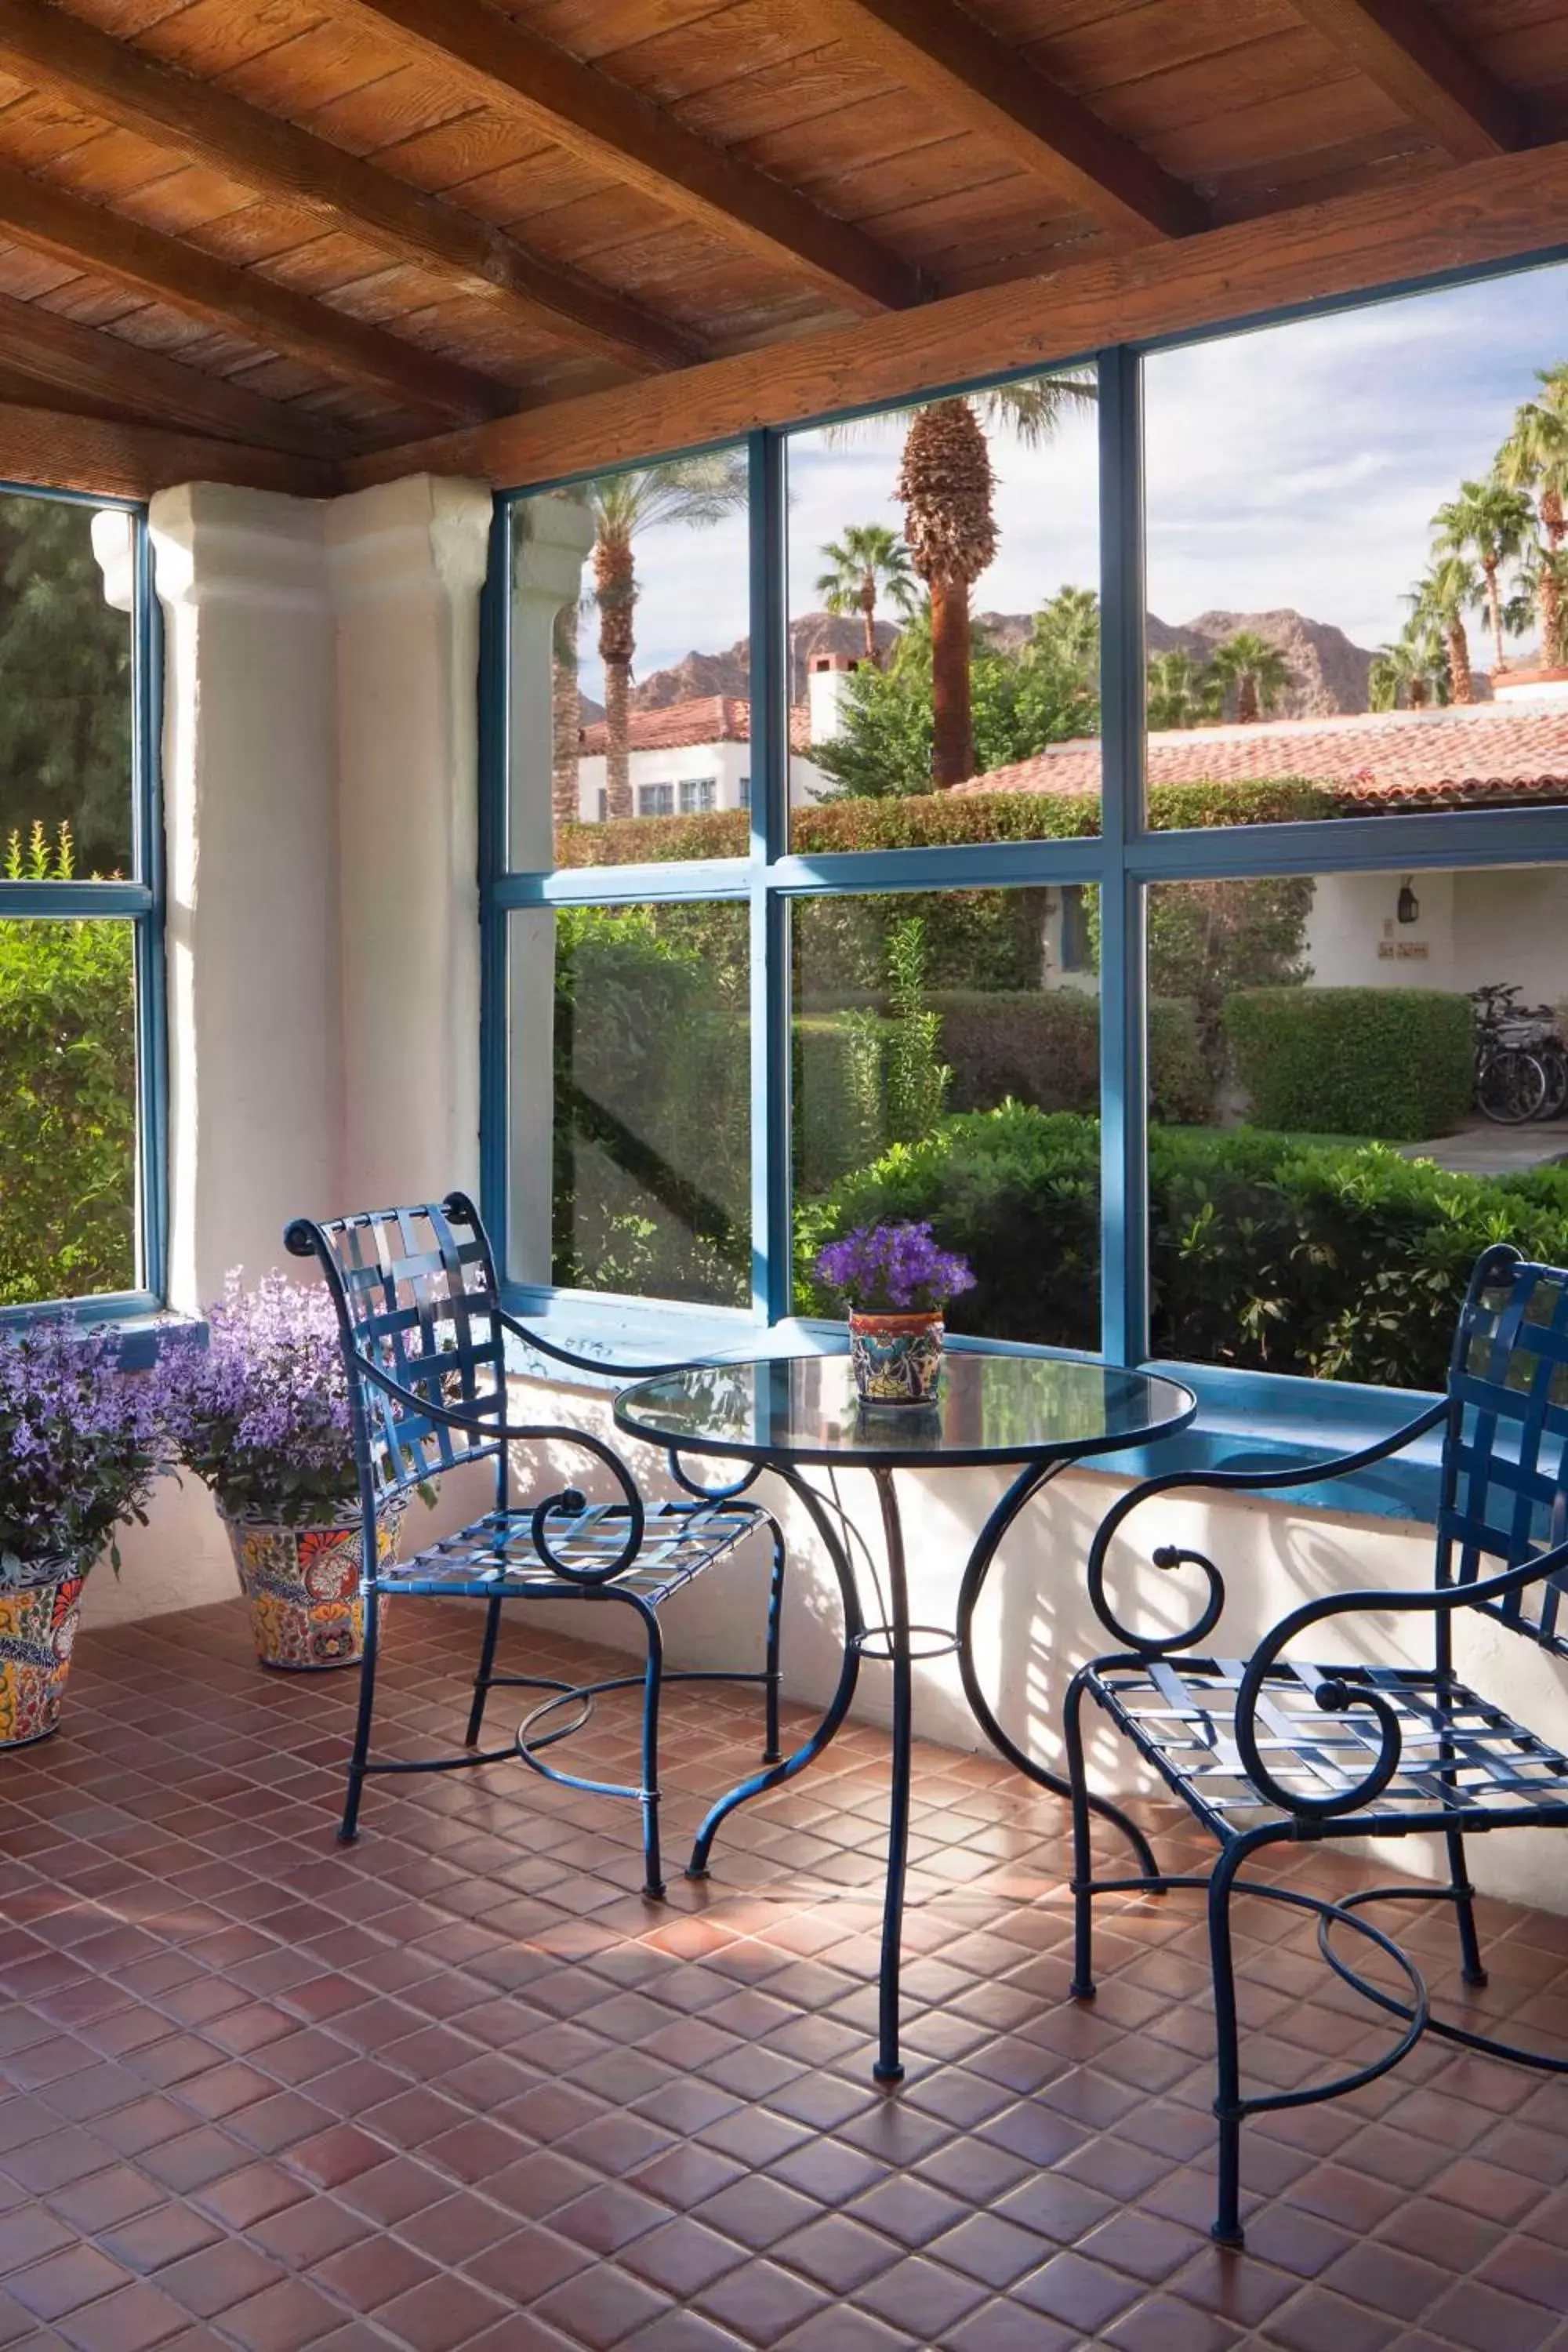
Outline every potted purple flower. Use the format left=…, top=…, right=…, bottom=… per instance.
left=157, top=1272, right=408, bottom=1672
left=0, top=1320, right=170, bottom=1744
left=815, top=1222, right=975, bottom=1406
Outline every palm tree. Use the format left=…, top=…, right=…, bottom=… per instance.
left=586, top=452, right=749, bottom=818
left=1209, top=630, right=1295, bottom=724
left=1433, top=477, right=1534, bottom=679
left=815, top=524, right=917, bottom=667
left=1370, top=622, right=1444, bottom=711
left=1146, top=648, right=1221, bottom=730
left=1411, top=555, right=1479, bottom=705
left=1497, top=369, right=1568, bottom=667
left=552, top=601, right=581, bottom=828
left=851, top=374, right=1095, bottom=788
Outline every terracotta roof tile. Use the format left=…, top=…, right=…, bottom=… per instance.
left=579, top=695, right=812, bottom=755
left=949, top=702, right=1568, bottom=806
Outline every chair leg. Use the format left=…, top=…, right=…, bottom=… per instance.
left=762, top=1521, right=785, bottom=1766
left=1445, top=1826, right=1489, bottom=1988
left=1208, top=1839, right=1250, bottom=2248
left=339, top=1582, right=382, bottom=1845
left=465, top=1595, right=505, bottom=1749
left=1065, top=1669, right=1098, bottom=2001
left=631, top=1597, right=666, bottom=1900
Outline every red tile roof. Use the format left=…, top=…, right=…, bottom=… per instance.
left=951, top=702, right=1568, bottom=808
left=579, top=695, right=812, bottom=755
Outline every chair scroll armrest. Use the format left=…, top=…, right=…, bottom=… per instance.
left=492, top=1302, right=705, bottom=1383
left=1085, top=1399, right=1448, bottom=1658
left=354, top=1353, right=647, bottom=1584
left=1232, top=1527, right=1568, bottom=1820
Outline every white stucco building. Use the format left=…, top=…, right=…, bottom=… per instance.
left=568, top=652, right=862, bottom=819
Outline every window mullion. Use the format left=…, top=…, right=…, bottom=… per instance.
left=749, top=429, right=791, bottom=1324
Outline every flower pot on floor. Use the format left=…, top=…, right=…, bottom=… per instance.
left=0, top=1566, right=85, bottom=1747
left=221, top=1497, right=406, bottom=1671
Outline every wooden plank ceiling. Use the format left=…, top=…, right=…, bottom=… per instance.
left=0, top=0, right=1559, bottom=497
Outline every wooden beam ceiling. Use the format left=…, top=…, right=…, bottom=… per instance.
left=0, top=159, right=508, bottom=423
left=799, top=0, right=1205, bottom=242
left=0, top=0, right=696, bottom=374
left=1288, top=0, right=1530, bottom=162
left=0, top=285, right=346, bottom=457
left=0, top=398, right=336, bottom=499
left=344, top=137, right=1568, bottom=492
left=338, top=0, right=926, bottom=314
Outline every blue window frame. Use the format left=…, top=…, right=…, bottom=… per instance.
left=478, top=256, right=1568, bottom=1491
left=0, top=492, right=165, bottom=1327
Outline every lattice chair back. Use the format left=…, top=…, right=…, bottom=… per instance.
left=285, top=1193, right=508, bottom=1509
left=1440, top=1243, right=1568, bottom=1661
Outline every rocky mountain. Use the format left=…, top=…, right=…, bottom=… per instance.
left=618, top=605, right=1387, bottom=722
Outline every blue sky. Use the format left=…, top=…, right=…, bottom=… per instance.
left=571, top=255, right=1567, bottom=698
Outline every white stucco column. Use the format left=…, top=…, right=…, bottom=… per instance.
left=147, top=483, right=339, bottom=1312
left=509, top=492, right=594, bottom=1282
left=325, top=475, right=492, bottom=1211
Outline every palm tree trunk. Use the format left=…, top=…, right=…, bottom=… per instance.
left=595, top=536, right=635, bottom=821
left=929, top=575, right=973, bottom=786
left=1446, top=620, right=1474, bottom=704
left=1235, top=673, right=1259, bottom=724
left=860, top=577, right=879, bottom=667
left=1484, top=557, right=1505, bottom=675
left=1408, top=673, right=1428, bottom=710
left=552, top=601, right=581, bottom=827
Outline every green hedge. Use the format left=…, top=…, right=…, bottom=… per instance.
left=1226, top=987, right=1474, bottom=1141
left=933, top=990, right=1210, bottom=1126
left=796, top=1102, right=1568, bottom=1389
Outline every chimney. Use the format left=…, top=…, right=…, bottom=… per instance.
left=808, top=652, right=860, bottom=742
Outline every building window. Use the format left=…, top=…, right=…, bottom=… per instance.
left=484, top=255, right=1568, bottom=1413
left=637, top=782, right=675, bottom=818
left=679, top=777, right=717, bottom=815
left=0, top=491, right=162, bottom=1316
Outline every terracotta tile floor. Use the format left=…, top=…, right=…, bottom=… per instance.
left=2, top=1599, right=1568, bottom=2351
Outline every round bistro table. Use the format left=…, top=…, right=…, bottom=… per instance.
left=615, top=1350, right=1196, bottom=2083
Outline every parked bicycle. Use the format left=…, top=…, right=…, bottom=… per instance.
left=1470, top=982, right=1568, bottom=1124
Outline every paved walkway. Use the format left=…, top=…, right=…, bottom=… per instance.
left=1399, top=1118, right=1568, bottom=1175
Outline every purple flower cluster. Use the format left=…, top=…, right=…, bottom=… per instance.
left=154, top=1269, right=358, bottom=1526
left=0, top=1319, right=171, bottom=1584
left=815, top=1222, right=975, bottom=1316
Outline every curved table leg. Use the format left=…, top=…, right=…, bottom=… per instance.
left=872, top=1468, right=911, bottom=2083
left=687, top=1463, right=865, bottom=1880
left=955, top=1458, right=1164, bottom=1885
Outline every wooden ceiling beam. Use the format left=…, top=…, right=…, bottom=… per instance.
left=0, top=397, right=334, bottom=498
left=1288, top=0, right=1529, bottom=162
left=337, top=0, right=925, bottom=315
left=0, top=285, right=348, bottom=457
left=343, top=137, right=1568, bottom=492
left=0, top=159, right=507, bottom=422
left=0, top=0, right=695, bottom=372
left=800, top=0, right=1204, bottom=242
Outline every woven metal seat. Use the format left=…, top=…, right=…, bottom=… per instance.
left=1067, top=1243, right=1568, bottom=2248
left=285, top=1192, right=784, bottom=1896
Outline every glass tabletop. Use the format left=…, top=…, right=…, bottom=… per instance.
left=614, top=1352, right=1197, bottom=1469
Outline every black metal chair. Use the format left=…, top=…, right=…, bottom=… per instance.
left=1066, top=1242, right=1568, bottom=2248
left=284, top=1192, right=785, bottom=1897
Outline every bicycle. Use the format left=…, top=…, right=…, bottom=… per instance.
left=1470, top=982, right=1557, bottom=1124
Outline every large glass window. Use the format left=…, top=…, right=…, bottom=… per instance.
left=486, top=254, right=1568, bottom=1410
left=0, top=492, right=160, bottom=1312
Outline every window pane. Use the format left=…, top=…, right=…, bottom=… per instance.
left=1147, top=864, right=1568, bottom=1385
left=793, top=887, right=1099, bottom=1348
left=508, top=452, right=751, bottom=874
left=509, top=902, right=750, bottom=1307
left=783, top=368, right=1102, bottom=848
left=0, top=917, right=137, bottom=1304
left=0, top=496, right=132, bottom=877
left=1143, top=265, right=1568, bottom=833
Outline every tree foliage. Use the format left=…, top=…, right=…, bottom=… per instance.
left=0, top=499, right=131, bottom=874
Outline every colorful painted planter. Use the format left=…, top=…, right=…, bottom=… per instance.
left=848, top=1310, right=945, bottom=1407
left=0, top=1567, right=85, bottom=1748
left=221, top=1498, right=405, bottom=1672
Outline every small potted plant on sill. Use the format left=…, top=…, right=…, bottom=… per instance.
left=816, top=1221, right=975, bottom=1408
left=157, top=1271, right=409, bottom=1672
left=0, top=1319, right=169, bottom=1745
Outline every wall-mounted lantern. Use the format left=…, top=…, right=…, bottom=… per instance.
left=1397, top=878, right=1421, bottom=926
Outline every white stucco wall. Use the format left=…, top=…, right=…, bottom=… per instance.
left=1303, top=865, right=1568, bottom=1007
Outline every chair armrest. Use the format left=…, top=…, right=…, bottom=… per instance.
left=354, top=1351, right=648, bottom=1584
left=1086, top=1398, right=1448, bottom=1657
left=1232, top=1530, right=1568, bottom=1818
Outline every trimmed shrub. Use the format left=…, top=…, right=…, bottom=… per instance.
left=1226, top=987, right=1474, bottom=1141
left=796, top=1102, right=1568, bottom=1389
left=933, top=990, right=1210, bottom=1126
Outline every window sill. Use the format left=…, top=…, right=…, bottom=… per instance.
left=502, top=1290, right=1446, bottom=1526
left=0, top=1300, right=205, bottom=1369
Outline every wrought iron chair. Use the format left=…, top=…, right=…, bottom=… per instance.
left=284, top=1192, right=785, bottom=1897
left=1066, top=1243, right=1568, bottom=2248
